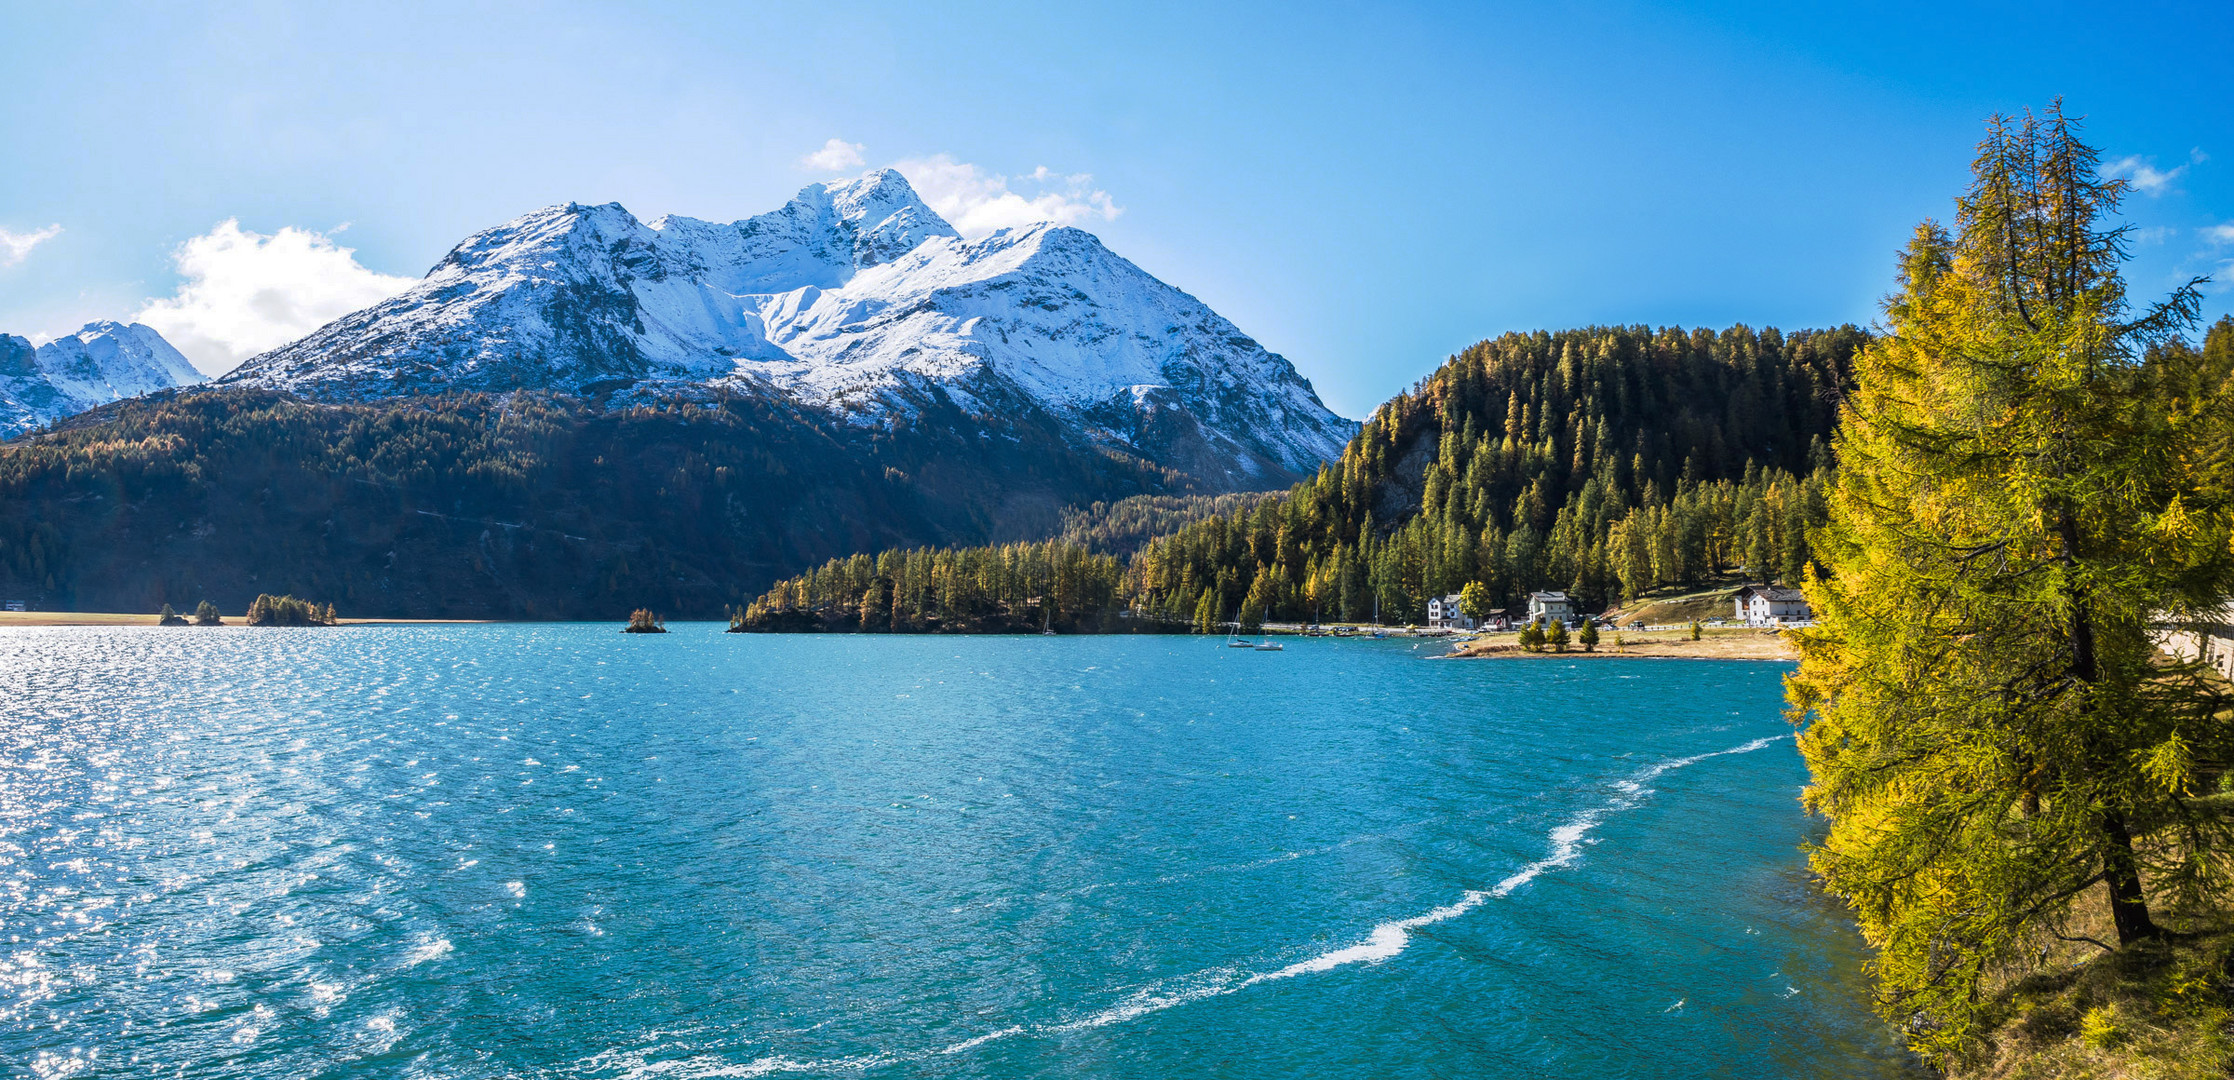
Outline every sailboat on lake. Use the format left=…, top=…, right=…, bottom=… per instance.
left=1226, top=606, right=1282, bottom=650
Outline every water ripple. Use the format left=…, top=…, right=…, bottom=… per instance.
left=0, top=627, right=1912, bottom=1078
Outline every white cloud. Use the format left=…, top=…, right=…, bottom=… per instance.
left=894, top=155, right=1121, bottom=238
left=0, top=224, right=62, bottom=267
left=2104, top=155, right=2186, bottom=196
left=2204, top=223, right=2234, bottom=245
left=2210, top=261, right=2234, bottom=297
left=135, top=219, right=415, bottom=375
left=802, top=138, right=867, bottom=172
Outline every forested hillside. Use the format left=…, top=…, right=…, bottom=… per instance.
left=0, top=386, right=1188, bottom=618
left=1056, top=492, right=1282, bottom=555
left=743, top=322, right=1864, bottom=630
left=1126, top=323, right=1858, bottom=626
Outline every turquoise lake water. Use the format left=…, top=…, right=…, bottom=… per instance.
left=0, top=626, right=1921, bottom=1078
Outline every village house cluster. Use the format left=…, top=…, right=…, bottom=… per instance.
left=1423, top=585, right=1813, bottom=631
left=1426, top=589, right=1579, bottom=631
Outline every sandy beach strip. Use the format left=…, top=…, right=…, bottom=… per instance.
left=1443, top=627, right=1798, bottom=661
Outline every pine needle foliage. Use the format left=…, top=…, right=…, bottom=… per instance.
left=1787, top=102, right=2233, bottom=1062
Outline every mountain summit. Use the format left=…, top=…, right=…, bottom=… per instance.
left=0, top=321, right=202, bottom=437
left=224, top=170, right=1355, bottom=488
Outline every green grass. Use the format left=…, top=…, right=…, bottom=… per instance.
left=1952, top=930, right=2234, bottom=1080
left=1607, top=575, right=1753, bottom=625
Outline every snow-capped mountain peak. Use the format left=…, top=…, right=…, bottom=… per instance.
left=0, top=321, right=203, bottom=437
left=223, top=170, right=1356, bottom=488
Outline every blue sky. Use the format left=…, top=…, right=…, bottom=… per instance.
left=2, top=0, right=2228, bottom=416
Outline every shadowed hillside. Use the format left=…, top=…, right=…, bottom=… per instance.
left=0, top=386, right=1193, bottom=618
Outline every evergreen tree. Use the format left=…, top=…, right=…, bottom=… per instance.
left=1788, top=104, right=2233, bottom=1060
left=1240, top=574, right=1268, bottom=634
left=1458, top=580, right=1493, bottom=622
left=1578, top=620, right=1599, bottom=653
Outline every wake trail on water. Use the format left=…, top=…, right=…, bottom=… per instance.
left=602, top=733, right=1794, bottom=1079
left=1239, top=732, right=1790, bottom=985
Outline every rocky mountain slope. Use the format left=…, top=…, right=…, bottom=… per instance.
left=0, top=322, right=201, bottom=436
left=223, top=171, right=1354, bottom=489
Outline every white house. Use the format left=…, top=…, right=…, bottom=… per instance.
left=1733, top=584, right=1810, bottom=626
left=2158, top=604, right=2234, bottom=682
left=1427, top=593, right=1474, bottom=630
left=1527, top=591, right=1574, bottom=626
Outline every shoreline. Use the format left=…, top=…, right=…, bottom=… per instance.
left=1442, top=627, right=1798, bottom=661
left=0, top=611, right=495, bottom=628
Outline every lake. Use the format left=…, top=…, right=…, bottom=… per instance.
left=0, top=626, right=1919, bottom=1078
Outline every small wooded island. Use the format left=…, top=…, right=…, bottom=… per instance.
left=244, top=594, right=338, bottom=626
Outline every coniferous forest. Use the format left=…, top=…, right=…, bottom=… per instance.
left=0, top=385, right=1188, bottom=618
left=743, top=323, right=1861, bottom=629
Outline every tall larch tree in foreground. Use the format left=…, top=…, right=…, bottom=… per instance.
left=1787, top=102, right=2234, bottom=1060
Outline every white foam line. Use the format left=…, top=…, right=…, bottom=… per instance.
left=1233, top=733, right=1791, bottom=987
left=939, top=1026, right=1024, bottom=1053
left=596, top=734, right=1794, bottom=1078
left=612, top=1051, right=901, bottom=1078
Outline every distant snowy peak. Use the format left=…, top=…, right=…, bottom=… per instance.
left=44, top=321, right=202, bottom=393
left=224, top=169, right=1356, bottom=488
left=0, top=322, right=202, bottom=437
left=652, top=168, right=961, bottom=291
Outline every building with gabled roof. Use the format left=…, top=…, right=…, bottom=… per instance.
left=1528, top=590, right=1574, bottom=626
left=1733, top=584, right=1809, bottom=626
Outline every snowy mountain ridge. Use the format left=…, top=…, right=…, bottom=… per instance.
left=224, top=170, right=1356, bottom=488
left=0, top=322, right=203, bottom=437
